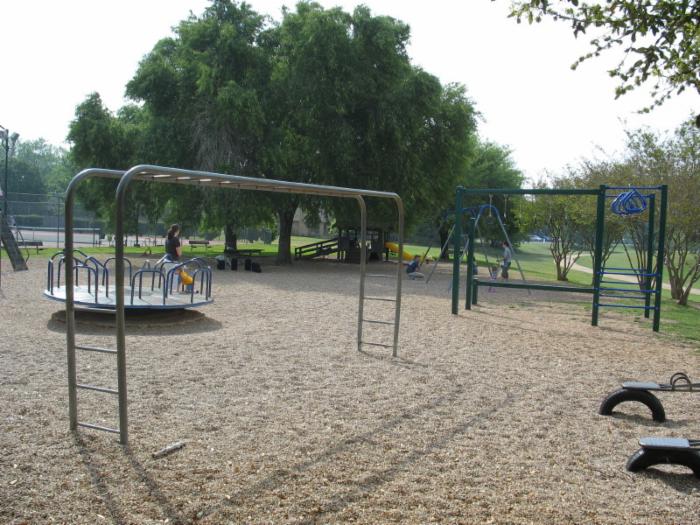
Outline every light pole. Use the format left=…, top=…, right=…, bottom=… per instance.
left=1, top=125, right=20, bottom=217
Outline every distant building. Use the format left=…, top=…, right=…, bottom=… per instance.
left=292, top=208, right=332, bottom=238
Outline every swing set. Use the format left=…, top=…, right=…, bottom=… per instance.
left=425, top=200, right=525, bottom=285
left=450, top=184, right=668, bottom=332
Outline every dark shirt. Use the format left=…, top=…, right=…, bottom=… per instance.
left=165, top=236, right=181, bottom=261
left=406, top=260, right=419, bottom=274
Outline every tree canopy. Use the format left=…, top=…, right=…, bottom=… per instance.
left=526, top=117, right=700, bottom=300
left=69, top=0, right=481, bottom=262
left=504, top=1, right=700, bottom=116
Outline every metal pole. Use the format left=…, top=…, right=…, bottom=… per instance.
left=56, top=198, right=60, bottom=249
left=2, top=129, right=8, bottom=218
left=64, top=169, right=124, bottom=435
left=653, top=185, right=668, bottom=332
left=451, top=187, right=463, bottom=314
left=591, top=185, right=606, bottom=326
left=426, top=224, right=454, bottom=284
left=65, top=182, right=78, bottom=431
left=115, top=176, right=129, bottom=445
left=465, top=217, right=475, bottom=310
left=356, top=196, right=367, bottom=352
left=644, top=194, right=656, bottom=318
left=392, top=196, right=404, bottom=357
left=458, top=188, right=600, bottom=196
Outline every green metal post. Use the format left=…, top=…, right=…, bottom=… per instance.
left=653, top=185, right=668, bottom=332
left=451, top=188, right=463, bottom=314
left=472, top=278, right=479, bottom=304
left=591, top=185, right=606, bottom=326
left=644, top=194, right=656, bottom=318
left=465, top=218, right=475, bottom=310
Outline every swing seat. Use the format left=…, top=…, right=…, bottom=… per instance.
left=599, top=373, right=697, bottom=422
left=622, top=381, right=666, bottom=391
left=626, top=437, right=700, bottom=478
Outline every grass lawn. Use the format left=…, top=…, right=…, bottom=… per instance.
left=398, top=240, right=700, bottom=344
left=485, top=242, right=700, bottom=344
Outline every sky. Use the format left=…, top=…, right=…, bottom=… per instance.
left=1, top=0, right=696, bottom=183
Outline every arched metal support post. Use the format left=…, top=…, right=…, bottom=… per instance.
left=109, top=164, right=406, bottom=444
left=391, top=195, right=405, bottom=357
left=591, top=185, right=606, bottom=327
left=64, top=169, right=125, bottom=436
left=652, top=185, right=668, bottom=332
left=451, top=187, right=463, bottom=314
left=114, top=174, right=131, bottom=445
left=356, top=195, right=367, bottom=353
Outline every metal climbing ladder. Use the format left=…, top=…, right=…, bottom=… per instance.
left=0, top=215, right=28, bottom=271
left=356, top=199, right=403, bottom=358
left=64, top=168, right=129, bottom=443
left=67, top=338, right=124, bottom=436
left=592, top=185, right=668, bottom=332
left=358, top=269, right=402, bottom=357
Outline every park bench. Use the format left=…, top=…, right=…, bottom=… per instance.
left=188, top=240, right=210, bottom=254
left=17, top=240, right=44, bottom=253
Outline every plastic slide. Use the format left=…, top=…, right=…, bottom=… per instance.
left=384, top=242, right=414, bottom=262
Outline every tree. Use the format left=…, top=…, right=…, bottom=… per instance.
left=504, top=1, right=700, bottom=115
left=262, top=3, right=477, bottom=262
left=68, top=93, right=165, bottom=236
left=6, top=159, right=45, bottom=196
left=624, top=119, right=700, bottom=305
left=126, top=0, right=276, bottom=251
left=13, top=139, right=73, bottom=194
left=520, top=179, right=589, bottom=281
left=69, top=1, right=478, bottom=262
left=433, top=139, right=523, bottom=260
left=568, top=161, right=629, bottom=283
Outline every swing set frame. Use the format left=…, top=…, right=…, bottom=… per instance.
left=450, top=185, right=668, bottom=332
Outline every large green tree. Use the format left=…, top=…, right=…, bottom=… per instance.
left=504, top=1, right=700, bottom=116
left=431, top=139, right=524, bottom=260
left=12, top=139, right=73, bottom=194
left=70, top=1, right=478, bottom=263
left=68, top=93, right=166, bottom=236
left=263, top=3, right=477, bottom=262
left=126, top=0, right=274, bottom=247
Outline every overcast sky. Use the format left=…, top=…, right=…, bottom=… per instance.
left=1, top=0, right=695, bottom=183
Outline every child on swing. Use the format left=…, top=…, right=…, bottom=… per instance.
left=406, top=255, right=425, bottom=280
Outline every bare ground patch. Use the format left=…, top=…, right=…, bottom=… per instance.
left=1, top=259, right=699, bottom=524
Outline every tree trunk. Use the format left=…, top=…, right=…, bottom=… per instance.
left=224, top=223, right=237, bottom=252
left=555, top=263, right=568, bottom=281
left=276, top=205, right=297, bottom=265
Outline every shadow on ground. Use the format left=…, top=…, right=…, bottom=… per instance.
left=48, top=309, right=223, bottom=336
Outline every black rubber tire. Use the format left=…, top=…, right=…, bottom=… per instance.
left=598, top=388, right=666, bottom=422
left=626, top=448, right=700, bottom=478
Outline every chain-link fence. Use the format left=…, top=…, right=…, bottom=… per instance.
left=7, top=192, right=103, bottom=248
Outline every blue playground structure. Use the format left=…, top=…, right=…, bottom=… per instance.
left=44, top=249, right=213, bottom=310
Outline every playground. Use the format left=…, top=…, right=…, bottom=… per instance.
left=2, top=255, right=699, bottom=524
